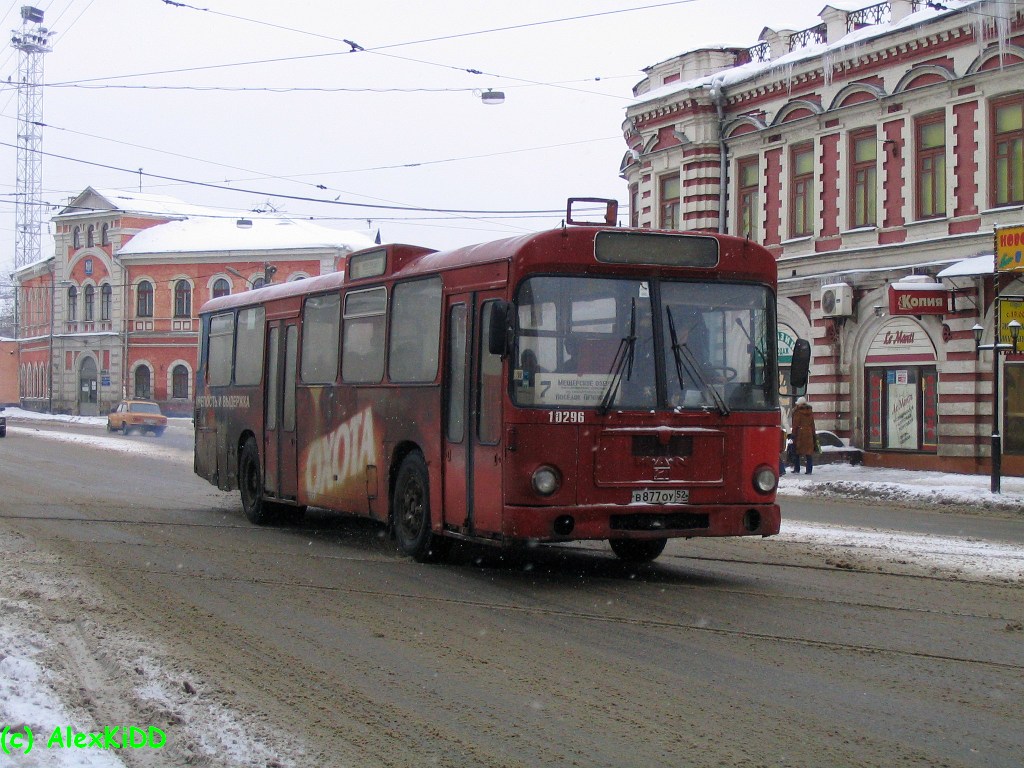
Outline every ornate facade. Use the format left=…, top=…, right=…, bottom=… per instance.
left=621, top=0, right=1024, bottom=474
left=13, top=188, right=372, bottom=416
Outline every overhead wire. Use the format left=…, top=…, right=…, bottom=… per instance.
left=0, top=139, right=585, bottom=215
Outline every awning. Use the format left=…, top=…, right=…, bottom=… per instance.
left=936, top=253, right=993, bottom=278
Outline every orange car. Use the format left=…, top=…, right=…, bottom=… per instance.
left=106, top=399, right=168, bottom=436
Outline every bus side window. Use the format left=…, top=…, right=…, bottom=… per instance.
left=342, top=287, right=387, bottom=384
left=208, top=312, right=235, bottom=386
left=389, top=278, right=442, bottom=383
left=301, top=293, right=340, bottom=384
left=446, top=304, right=467, bottom=442
left=478, top=301, right=502, bottom=444
left=235, top=307, right=266, bottom=386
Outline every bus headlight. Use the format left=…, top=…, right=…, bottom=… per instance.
left=531, top=466, right=561, bottom=496
left=753, top=465, right=776, bottom=494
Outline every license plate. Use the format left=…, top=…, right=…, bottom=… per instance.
left=630, top=488, right=689, bottom=505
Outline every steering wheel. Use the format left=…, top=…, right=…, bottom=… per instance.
left=708, top=365, right=738, bottom=382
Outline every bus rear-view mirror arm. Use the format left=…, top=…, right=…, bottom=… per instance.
left=488, top=301, right=515, bottom=359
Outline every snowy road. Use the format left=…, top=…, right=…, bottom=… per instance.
left=1, top=415, right=1022, bottom=767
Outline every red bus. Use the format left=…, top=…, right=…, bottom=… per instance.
left=194, top=199, right=809, bottom=563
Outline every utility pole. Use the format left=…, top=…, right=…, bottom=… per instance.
left=11, top=6, right=53, bottom=278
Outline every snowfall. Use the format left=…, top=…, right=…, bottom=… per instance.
left=1, top=406, right=1022, bottom=767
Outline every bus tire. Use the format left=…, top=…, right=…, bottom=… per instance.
left=609, top=537, right=667, bottom=563
left=392, top=452, right=449, bottom=563
left=239, top=436, right=272, bottom=525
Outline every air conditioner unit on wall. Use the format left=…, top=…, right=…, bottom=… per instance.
left=820, top=283, right=854, bottom=318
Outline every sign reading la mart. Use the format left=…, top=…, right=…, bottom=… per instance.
left=996, top=224, right=1024, bottom=272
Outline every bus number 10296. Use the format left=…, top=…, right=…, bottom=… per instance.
left=549, top=411, right=585, bottom=424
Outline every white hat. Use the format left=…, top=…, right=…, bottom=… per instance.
left=796, top=396, right=808, bottom=406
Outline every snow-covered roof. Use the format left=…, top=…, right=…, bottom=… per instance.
left=58, top=187, right=232, bottom=220
left=937, top=253, right=993, bottom=278
left=629, top=0, right=974, bottom=108
left=116, top=216, right=375, bottom=256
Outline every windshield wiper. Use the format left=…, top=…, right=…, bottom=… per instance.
left=597, top=298, right=637, bottom=416
left=666, top=306, right=729, bottom=416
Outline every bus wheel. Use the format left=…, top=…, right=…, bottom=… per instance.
left=609, top=538, right=667, bottom=563
left=392, top=453, right=449, bottom=563
left=239, top=437, right=271, bottom=525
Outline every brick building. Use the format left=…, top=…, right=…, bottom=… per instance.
left=621, top=0, right=1024, bottom=475
left=13, top=187, right=373, bottom=416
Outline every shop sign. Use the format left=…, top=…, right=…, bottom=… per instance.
left=866, top=317, right=936, bottom=364
left=778, top=324, right=797, bottom=364
left=997, top=296, right=1024, bottom=346
left=996, top=224, right=1024, bottom=272
left=888, top=284, right=947, bottom=315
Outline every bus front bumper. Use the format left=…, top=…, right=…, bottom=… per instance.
left=502, top=502, right=781, bottom=542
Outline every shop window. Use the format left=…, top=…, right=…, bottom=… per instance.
left=737, top=156, right=759, bottom=239
left=137, top=281, right=153, bottom=318
left=866, top=366, right=938, bottom=451
left=172, top=364, right=189, bottom=399
left=992, top=95, right=1024, bottom=207
left=790, top=143, right=814, bottom=237
left=134, top=366, right=151, bottom=399
left=916, top=114, right=945, bottom=219
left=659, top=175, right=680, bottom=230
left=174, top=280, right=192, bottom=318
left=849, top=130, right=876, bottom=228
left=1005, top=364, right=1024, bottom=455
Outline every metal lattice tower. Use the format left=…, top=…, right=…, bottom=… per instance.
left=11, top=6, right=53, bottom=270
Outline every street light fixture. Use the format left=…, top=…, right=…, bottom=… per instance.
left=1009, top=319, right=1022, bottom=353
left=971, top=317, right=1017, bottom=493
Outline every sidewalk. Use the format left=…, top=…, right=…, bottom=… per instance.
left=779, top=462, right=1024, bottom=514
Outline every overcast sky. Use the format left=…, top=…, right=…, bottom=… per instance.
left=0, top=0, right=824, bottom=272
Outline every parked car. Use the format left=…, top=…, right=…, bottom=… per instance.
left=814, top=430, right=863, bottom=465
left=0, top=406, right=6, bottom=437
left=106, top=399, right=167, bottom=436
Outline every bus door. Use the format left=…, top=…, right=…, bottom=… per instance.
left=443, top=293, right=505, bottom=536
left=264, top=321, right=299, bottom=501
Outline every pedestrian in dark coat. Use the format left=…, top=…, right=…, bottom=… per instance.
left=791, top=396, right=817, bottom=474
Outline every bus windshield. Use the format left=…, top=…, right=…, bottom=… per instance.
left=512, top=276, right=777, bottom=412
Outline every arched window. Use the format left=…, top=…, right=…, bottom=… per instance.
left=251, top=276, right=266, bottom=290
left=172, top=364, right=189, bottom=399
left=101, top=284, right=112, bottom=321
left=101, top=223, right=109, bottom=246
left=73, top=227, right=81, bottom=249
left=87, top=225, right=95, bottom=247
left=84, top=285, right=95, bottom=321
left=212, top=278, right=230, bottom=298
left=134, top=366, right=151, bottom=399
left=136, top=281, right=153, bottom=318
left=174, top=280, right=192, bottom=318
left=67, top=286, right=78, bottom=319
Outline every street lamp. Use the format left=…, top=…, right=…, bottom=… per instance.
left=972, top=319, right=1016, bottom=493
left=1009, top=319, right=1022, bottom=352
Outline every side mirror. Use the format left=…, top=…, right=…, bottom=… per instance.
left=788, top=338, right=811, bottom=390
left=487, top=301, right=514, bottom=358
